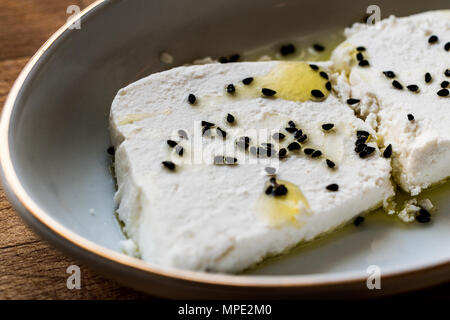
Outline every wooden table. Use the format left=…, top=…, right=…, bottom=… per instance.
left=0, top=0, right=449, bottom=300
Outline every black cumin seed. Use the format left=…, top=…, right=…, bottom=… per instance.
left=322, top=123, right=334, bottom=131
left=287, top=142, right=301, bottom=151
left=355, top=137, right=367, bottom=146
left=107, top=146, right=115, bottom=155
left=354, top=216, right=365, bottom=226
left=273, top=184, right=288, bottom=196
left=178, top=129, right=188, bottom=139
left=319, top=71, right=329, bottom=80
left=272, top=132, right=286, bottom=140
left=240, top=136, right=251, bottom=143
left=309, top=64, right=319, bottom=71
left=407, top=84, right=419, bottom=92
left=202, top=127, right=212, bottom=136
left=326, top=184, right=339, bottom=191
left=445, top=42, right=450, bottom=51
left=227, top=84, right=235, bottom=93
left=383, top=144, right=392, bottom=158
left=326, top=81, right=332, bottom=91
left=428, top=35, right=438, bottom=44
left=437, top=88, right=449, bottom=97
left=356, top=52, right=364, bottom=61
left=229, top=54, right=240, bottom=62
left=242, top=77, right=254, bottom=85
left=188, top=93, right=196, bottom=104
left=262, top=88, right=276, bottom=96
left=265, top=185, right=274, bottom=195
left=175, top=145, right=184, bottom=156
left=392, top=80, right=403, bottom=90
left=416, top=212, right=431, bottom=223
left=304, top=148, right=314, bottom=155
left=219, top=57, right=228, bottom=64
left=355, top=144, right=366, bottom=153
left=261, top=143, right=274, bottom=149
left=311, top=150, right=322, bottom=158
left=363, top=146, right=375, bottom=155
left=425, top=72, right=432, bottom=83
left=347, top=98, right=360, bottom=105
left=311, top=89, right=324, bottom=98
left=201, top=121, right=214, bottom=128
left=358, top=60, right=370, bottom=67
left=445, top=69, right=450, bottom=77
left=226, top=113, right=235, bottom=123
left=270, top=177, right=277, bottom=185
left=408, top=114, right=415, bottom=121
left=265, top=167, right=276, bottom=175
left=285, top=127, right=298, bottom=133
left=236, top=140, right=249, bottom=150
left=313, top=43, right=325, bottom=52
left=441, top=81, right=449, bottom=88
left=419, top=208, right=431, bottom=218
left=356, top=46, right=366, bottom=52
left=167, top=140, right=177, bottom=148
left=357, top=130, right=370, bottom=138
left=224, top=156, right=238, bottom=165
left=288, top=120, right=296, bottom=128
left=162, top=161, right=175, bottom=170
left=278, top=148, right=287, bottom=158
left=383, top=71, right=396, bottom=78
left=216, top=127, right=227, bottom=138
left=280, top=43, right=296, bottom=56
left=294, top=130, right=304, bottom=139
left=326, top=159, right=335, bottom=168
left=296, top=134, right=308, bottom=143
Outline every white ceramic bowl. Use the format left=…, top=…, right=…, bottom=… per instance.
left=1, top=0, right=449, bottom=298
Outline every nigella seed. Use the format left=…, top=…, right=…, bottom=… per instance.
left=175, top=145, right=184, bottom=156
left=202, top=126, right=212, bottom=136
left=224, top=156, right=238, bottom=165
left=311, top=150, right=322, bottom=158
left=273, top=184, right=288, bottom=196
left=407, top=84, right=419, bottom=92
left=311, top=89, right=325, bottom=98
left=265, top=167, right=276, bottom=175
left=262, top=88, right=276, bottom=96
left=356, top=46, right=366, bottom=52
left=326, top=184, right=339, bottom=191
left=219, top=57, right=228, bottom=63
left=419, top=208, right=431, bottom=218
left=326, top=159, right=336, bottom=168
left=322, top=123, right=334, bottom=131
left=107, top=146, right=115, bottom=155
left=309, top=64, right=319, bottom=71
left=242, top=77, right=253, bottom=85
left=326, top=81, right=332, bottom=91
left=416, top=215, right=431, bottom=223
left=287, top=142, right=301, bottom=151
left=354, top=216, right=365, bottom=226
left=407, top=114, right=414, bottom=121
left=319, top=71, right=329, bottom=80
left=285, top=127, right=298, bottom=133
left=425, top=72, right=432, bottom=83
left=445, top=42, right=450, bottom=51
left=347, top=98, right=360, bottom=105
left=356, top=52, right=364, bottom=61
left=178, top=129, right=188, bottom=139
left=162, top=161, right=175, bottom=170
left=236, top=140, right=249, bottom=150
left=272, top=132, right=286, bottom=140
left=441, top=81, right=449, bottom=88
left=229, top=54, right=240, bottom=62
left=313, top=43, right=325, bottom=52
left=216, top=127, right=227, bottom=138
left=445, top=69, right=450, bottom=77
left=358, top=60, right=370, bottom=67
left=201, top=121, right=215, bottom=128
left=355, top=144, right=366, bottom=153
left=167, top=140, right=177, bottom=148
left=280, top=43, right=296, bottom=56
left=294, top=130, right=304, bottom=139
left=240, top=136, right=251, bottom=144
left=428, top=35, right=438, bottom=44
left=188, top=94, right=196, bottom=104
left=383, top=144, right=392, bottom=158
left=304, top=148, right=314, bottom=155
left=226, top=84, right=236, bottom=93
left=261, top=143, right=274, bottom=149
left=278, top=148, right=287, bottom=158
left=226, top=113, right=235, bottom=123
left=288, top=120, right=296, bottom=128
left=296, top=134, right=308, bottom=143
left=270, top=177, right=277, bottom=185
left=357, top=130, right=370, bottom=138
left=392, top=80, right=403, bottom=90
left=265, top=185, right=274, bottom=195
left=359, top=146, right=375, bottom=158
left=437, top=88, right=449, bottom=97
left=383, top=71, right=396, bottom=78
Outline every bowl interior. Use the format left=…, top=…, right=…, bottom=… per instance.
left=7, top=0, right=450, bottom=275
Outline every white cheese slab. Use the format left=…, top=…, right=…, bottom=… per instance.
left=332, top=10, right=450, bottom=195
left=110, top=61, right=393, bottom=272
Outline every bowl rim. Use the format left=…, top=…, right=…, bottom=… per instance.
left=1, top=0, right=450, bottom=290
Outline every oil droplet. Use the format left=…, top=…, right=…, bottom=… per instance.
left=256, top=179, right=310, bottom=228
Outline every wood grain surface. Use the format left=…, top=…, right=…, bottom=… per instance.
left=0, top=0, right=449, bottom=300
